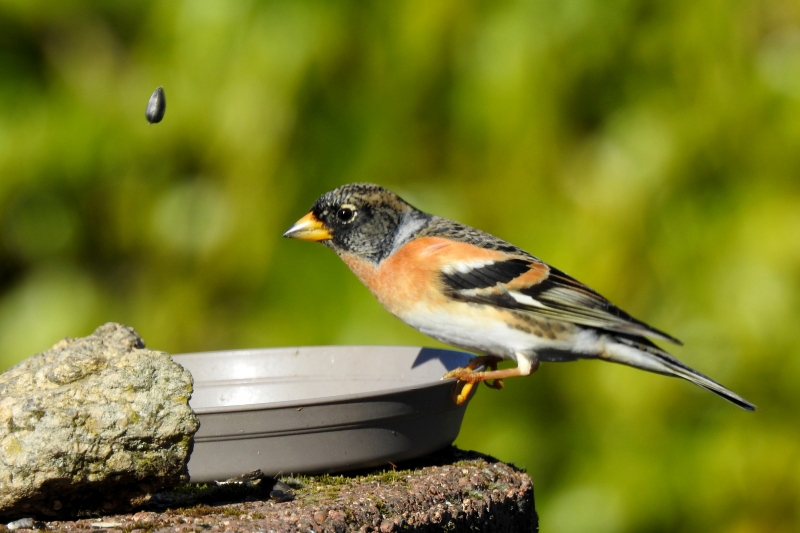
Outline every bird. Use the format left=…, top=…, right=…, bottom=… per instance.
left=283, top=183, right=755, bottom=410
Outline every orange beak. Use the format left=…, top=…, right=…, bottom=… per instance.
left=283, top=212, right=332, bottom=241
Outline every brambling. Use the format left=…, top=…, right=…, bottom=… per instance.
left=284, top=183, right=755, bottom=410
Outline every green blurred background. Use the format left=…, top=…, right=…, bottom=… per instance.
left=1, top=0, right=798, bottom=531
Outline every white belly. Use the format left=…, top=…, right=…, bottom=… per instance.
left=397, top=303, right=548, bottom=361
left=395, top=301, right=604, bottom=367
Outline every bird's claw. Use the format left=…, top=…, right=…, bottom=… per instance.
left=485, top=378, right=504, bottom=390
left=453, top=381, right=474, bottom=406
left=445, top=357, right=505, bottom=405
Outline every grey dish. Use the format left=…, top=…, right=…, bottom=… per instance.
left=172, top=346, right=476, bottom=482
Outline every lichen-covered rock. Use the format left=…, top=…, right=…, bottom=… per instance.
left=0, top=323, right=199, bottom=519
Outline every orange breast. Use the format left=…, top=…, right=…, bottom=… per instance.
left=338, top=237, right=510, bottom=317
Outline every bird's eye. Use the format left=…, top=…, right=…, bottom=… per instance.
left=336, top=206, right=356, bottom=223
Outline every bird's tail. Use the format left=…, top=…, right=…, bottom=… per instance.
left=604, top=335, right=756, bottom=411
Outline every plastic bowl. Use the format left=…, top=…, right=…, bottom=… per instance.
left=172, top=346, right=475, bottom=481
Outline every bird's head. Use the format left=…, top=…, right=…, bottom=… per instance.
left=284, top=183, right=422, bottom=262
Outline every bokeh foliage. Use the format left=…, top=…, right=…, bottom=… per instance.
left=1, top=0, right=799, bottom=531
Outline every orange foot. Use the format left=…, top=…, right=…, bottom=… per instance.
left=444, top=355, right=539, bottom=405
left=444, top=356, right=512, bottom=405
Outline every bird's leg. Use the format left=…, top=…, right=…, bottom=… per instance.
left=446, top=356, right=501, bottom=405
left=447, top=356, right=494, bottom=405
left=445, top=355, right=539, bottom=405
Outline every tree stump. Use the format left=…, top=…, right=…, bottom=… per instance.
left=3, top=447, right=537, bottom=532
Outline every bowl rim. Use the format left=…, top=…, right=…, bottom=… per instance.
left=172, top=345, right=473, bottom=414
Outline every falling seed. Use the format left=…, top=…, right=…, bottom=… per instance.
left=145, top=86, right=166, bottom=124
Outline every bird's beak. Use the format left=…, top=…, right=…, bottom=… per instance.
left=283, top=212, right=332, bottom=241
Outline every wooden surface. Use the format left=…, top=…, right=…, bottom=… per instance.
left=2, top=447, right=537, bottom=532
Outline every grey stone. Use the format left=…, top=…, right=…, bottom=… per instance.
left=0, top=323, right=199, bottom=519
